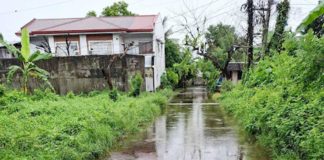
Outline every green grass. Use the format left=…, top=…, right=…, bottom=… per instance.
left=0, top=89, right=173, bottom=159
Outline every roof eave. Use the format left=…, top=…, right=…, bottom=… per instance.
left=26, top=29, right=154, bottom=36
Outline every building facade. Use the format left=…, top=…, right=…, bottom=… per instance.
left=17, top=15, right=165, bottom=91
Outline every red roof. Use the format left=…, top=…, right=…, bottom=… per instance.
left=17, top=15, right=158, bottom=36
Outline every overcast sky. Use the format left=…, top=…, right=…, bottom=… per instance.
left=0, top=0, right=319, bottom=42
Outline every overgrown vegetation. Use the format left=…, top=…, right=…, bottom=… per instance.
left=0, top=28, right=53, bottom=94
left=0, top=87, right=172, bottom=159
left=129, top=72, right=144, bottom=97
left=196, top=59, right=220, bottom=91
left=161, top=48, right=197, bottom=89
left=220, top=32, right=324, bottom=159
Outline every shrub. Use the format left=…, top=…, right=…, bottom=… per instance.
left=0, top=84, right=5, bottom=97
left=109, top=88, right=119, bottom=102
left=196, top=59, right=220, bottom=91
left=220, top=32, right=324, bottom=159
left=0, top=88, right=173, bottom=159
left=129, top=72, right=143, bottom=97
left=221, top=80, right=234, bottom=92
left=66, top=91, right=75, bottom=98
left=31, top=88, right=58, bottom=101
left=161, top=69, right=179, bottom=89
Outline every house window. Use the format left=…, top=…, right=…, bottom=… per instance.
left=55, top=41, right=79, bottom=56
left=139, top=42, right=153, bottom=54
left=88, top=41, right=113, bottom=55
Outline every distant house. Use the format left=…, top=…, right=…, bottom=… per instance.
left=16, top=15, right=165, bottom=91
left=227, top=62, right=244, bottom=84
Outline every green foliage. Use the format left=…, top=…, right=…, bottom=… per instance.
left=0, top=84, right=5, bottom=97
left=109, top=88, right=119, bottom=102
left=0, top=89, right=172, bottom=159
left=297, top=3, right=324, bottom=37
left=172, top=49, right=197, bottom=87
left=129, top=73, right=143, bottom=97
left=0, top=29, right=53, bottom=94
left=206, top=23, right=246, bottom=64
left=220, top=32, right=324, bottom=159
left=268, top=0, right=290, bottom=53
left=161, top=69, right=179, bottom=89
left=86, top=10, right=97, bottom=17
left=220, top=80, right=234, bottom=92
left=101, top=1, right=135, bottom=16
left=66, top=91, right=75, bottom=98
left=20, top=28, right=31, bottom=62
left=196, top=59, right=220, bottom=91
left=30, top=89, right=58, bottom=101
left=165, top=39, right=181, bottom=68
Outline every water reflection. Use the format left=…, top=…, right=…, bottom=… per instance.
left=109, top=87, right=269, bottom=160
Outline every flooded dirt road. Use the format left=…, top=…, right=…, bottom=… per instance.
left=108, top=87, right=269, bottom=160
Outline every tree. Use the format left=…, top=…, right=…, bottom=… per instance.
left=0, top=28, right=53, bottom=94
left=267, top=0, right=290, bottom=54
left=172, top=49, right=197, bottom=87
left=102, top=41, right=134, bottom=89
left=297, top=2, right=324, bottom=37
left=101, top=1, right=135, bottom=16
left=203, top=24, right=245, bottom=78
left=165, top=39, right=181, bottom=68
left=86, top=10, right=97, bottom=17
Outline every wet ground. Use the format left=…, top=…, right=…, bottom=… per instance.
left=108, top=87, right=270, bottom=160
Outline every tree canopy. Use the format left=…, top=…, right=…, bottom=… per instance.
left=101, top=1, right=135, bottom=16
left=204, top=23, right=246, bottom=77
left=86, top=10, right=97, bottom=17
left=165, top=39, right=181, bottom=68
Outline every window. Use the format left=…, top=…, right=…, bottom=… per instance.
left=88, top=41, right=113, bottom=55
left=139, top=42, right=153, bottom=54
left=55, top=42, right=79, bottom=56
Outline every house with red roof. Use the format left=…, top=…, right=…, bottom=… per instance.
left=16, top=15, right=165, bottom=91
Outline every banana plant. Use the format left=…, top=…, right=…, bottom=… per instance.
left=297, top=3, right=324, bottom=34
left=0, top=28, right=53, bottom=94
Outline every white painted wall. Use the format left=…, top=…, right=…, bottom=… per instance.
left=48, top=36, right=55, bottom=54
left=79, top=35, right=87, bottom=55
left=152, top=15, right=165, bottom=89
left=232, top=71, right=238, bottom=84
left=113, top=34, right=122, bottom=54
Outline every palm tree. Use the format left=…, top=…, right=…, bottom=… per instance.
left=0, top=28, right=53, bottom=94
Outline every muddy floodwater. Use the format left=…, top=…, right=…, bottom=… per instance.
left=108, top=87, right=270, bottom=160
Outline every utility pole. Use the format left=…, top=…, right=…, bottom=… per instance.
left=247, top=0, right=254, bottom=68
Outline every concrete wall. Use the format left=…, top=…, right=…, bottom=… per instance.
left=0, top=55, right=145, bottom=94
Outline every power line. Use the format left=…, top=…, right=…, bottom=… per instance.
left=0, top=0, right=74, bottom=15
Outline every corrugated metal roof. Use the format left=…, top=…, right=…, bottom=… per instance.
left=17, top=15, right=158, bottom=36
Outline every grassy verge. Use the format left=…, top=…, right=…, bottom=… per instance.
left=0, top=89, right=172, bottom=159
left=219, top=33, right=323, bottom=159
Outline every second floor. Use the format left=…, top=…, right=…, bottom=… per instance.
left=16, top=15, right=165, bottom=57
left=30, top=33, right=164, bottom=56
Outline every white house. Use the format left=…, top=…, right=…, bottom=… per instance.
left=17, top=15, right=165, bottom=91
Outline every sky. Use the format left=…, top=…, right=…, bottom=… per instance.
left=0, top=0, right=319, bottom=42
